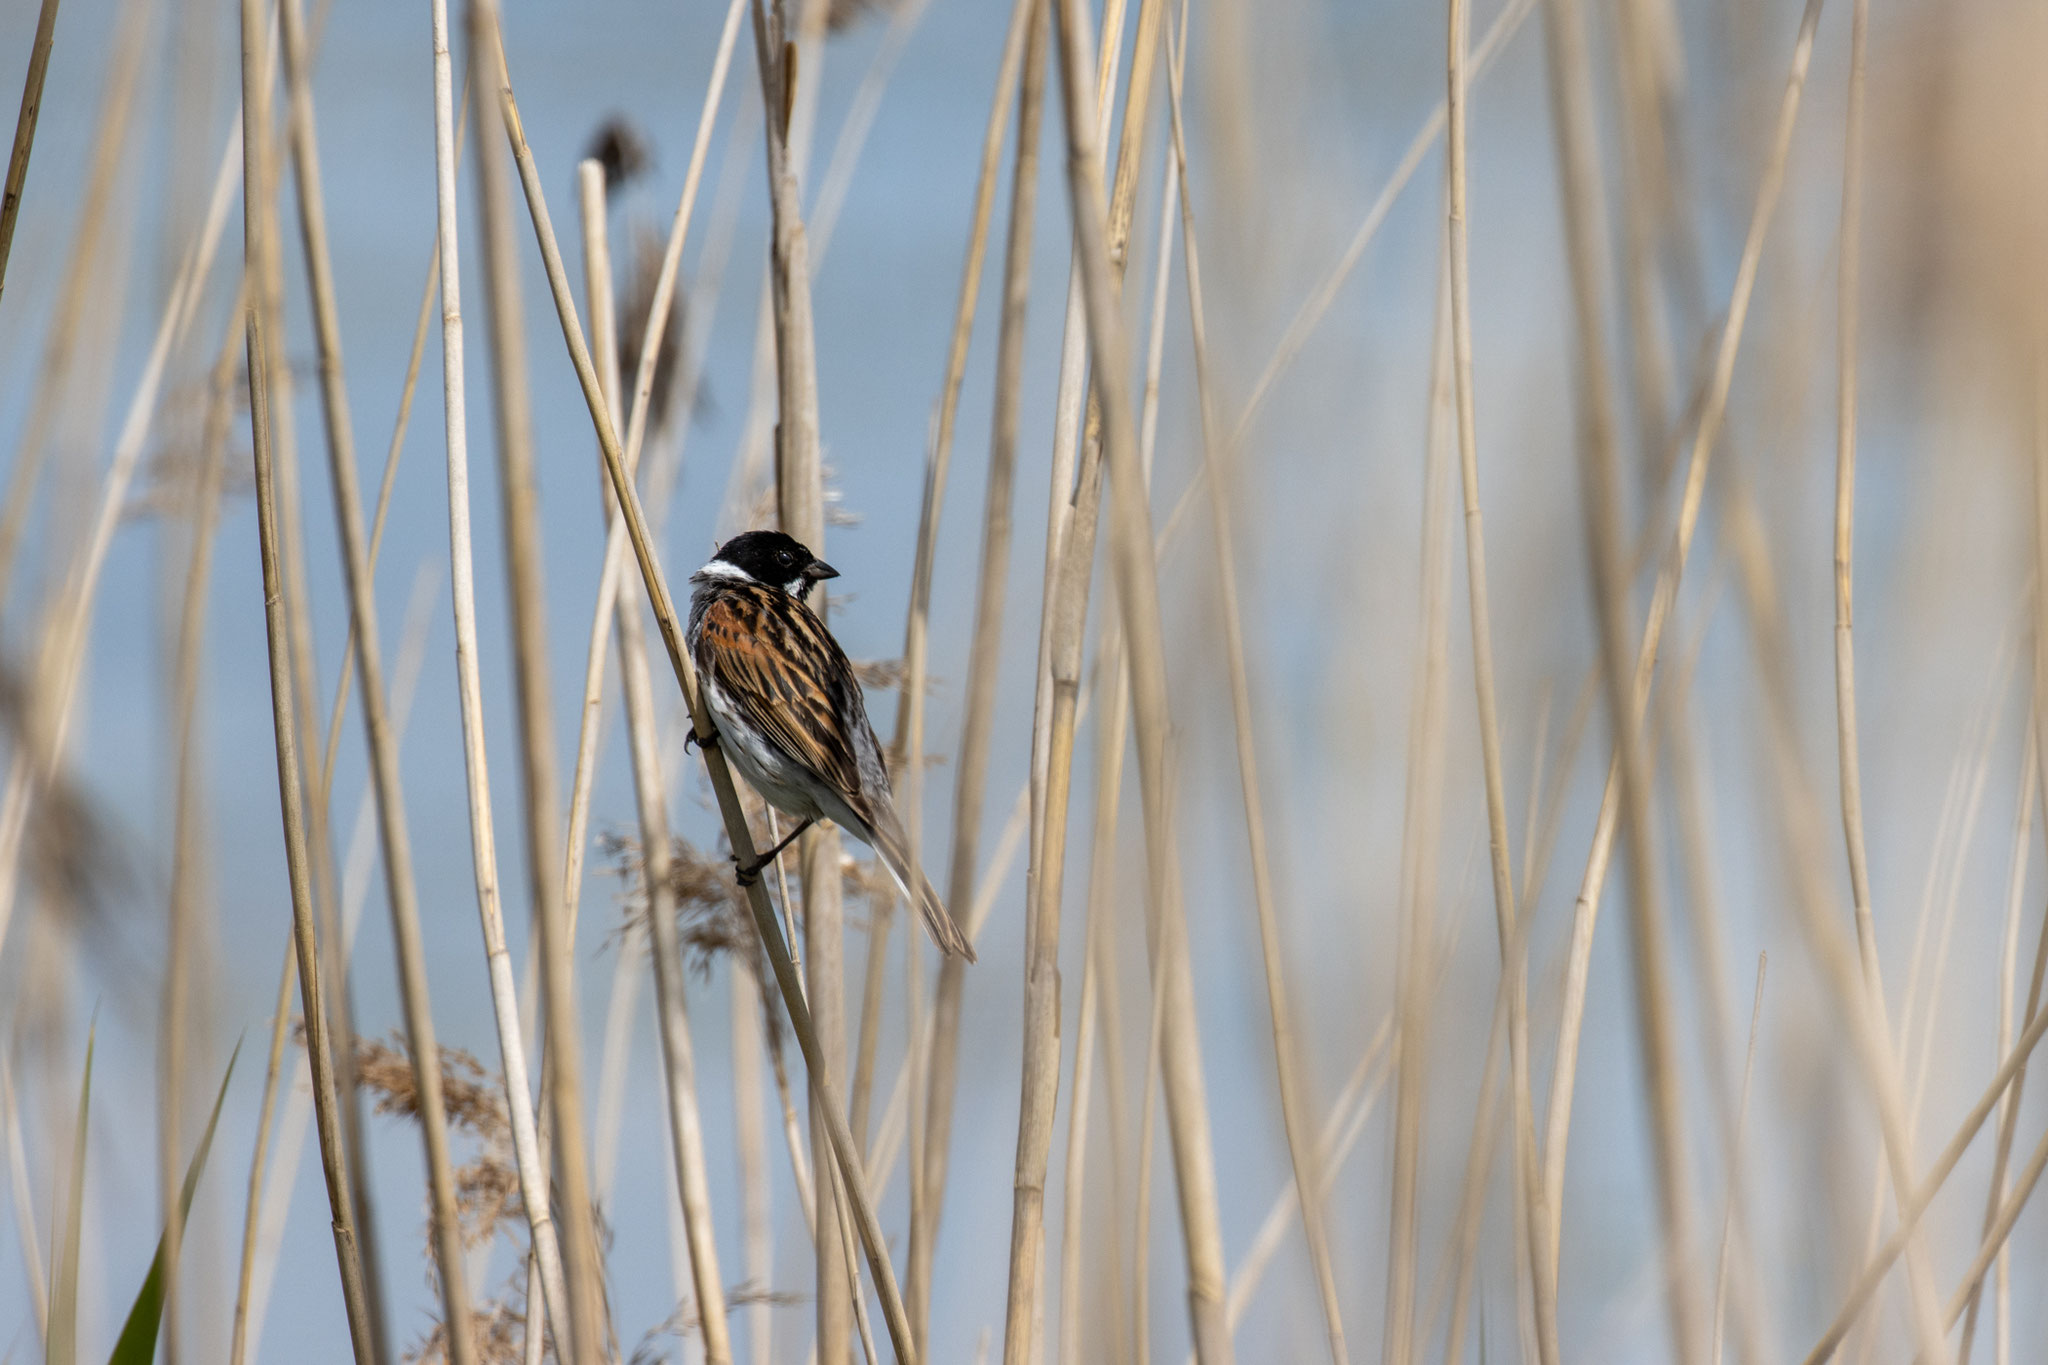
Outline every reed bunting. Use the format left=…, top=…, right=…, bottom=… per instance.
left=687, top=530, right=976, bottom=961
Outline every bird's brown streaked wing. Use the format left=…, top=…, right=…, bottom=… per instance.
left=695, top=589, right=864, bottom=799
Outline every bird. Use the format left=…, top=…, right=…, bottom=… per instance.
left=686, top=529, right=976, bottom=962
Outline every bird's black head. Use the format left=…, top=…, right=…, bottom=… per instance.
left=703, top=529, right=840, bottom=598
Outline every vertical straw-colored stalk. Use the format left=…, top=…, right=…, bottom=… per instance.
left=1534, top=2, right=1955, bottom=1359
left=158, top=301, right=239, bottom=1365
left=745, top=4, right=850, bottom=1360
left=256, top=2, right=471, bottom=1357
left=1050, top=0, right=1235, bottom=1358
left=467, top=6, right=607, bottom=1359
left=924, top=10, right=1129, bottom=1293
left=1537, top=0, right=1701, bottom=1352
left=236, top=0, right=374, bottom=1350
left=1799, top=988, right=2048, bottom=1359
left=0, top=0, right=61, bottom=309
left=1833, top=0, right=1881, bottom=1112
left=490, top=35, right=920, bottom=1363
left=852, top=0, right=1027, bottom=1205
left=910, top=9, right=1046, bottom=1345
left=1444, top=0, right=1558, bottom=1354
left=230, top=942, right=296, bottom=1365
left=1159, top=14, right=1348, bottom=1362
left=1001, top=0, right=1162, bottom=1358
left=280, top=0, right=572, bottom=1358
left=578, top=158, right=735, bottom=1365
left=1962, top=377, right=2048, bottom=1364
left=1709, top=957, right=1768, bottom=1365
left=558, top=0, right=744, bottom=966
left=0, top=0, right=132, bottom=611
left=1385, top=200, right=1456, bottom=1365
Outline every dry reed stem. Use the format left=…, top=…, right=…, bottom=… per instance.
left=1799, top=968, right=2048, bottom=1359
left=157, top=296, right=239, bottom=1365
left=1537, top=2, right=1957, bottom=1355
left=1051, top=0, right=1235, bottom=1359
left=0, top=0, right=139, bottom=610
left=1160, top=15, right=1348, bottom=1363
left=1385, top=211, right=1456, bottom=1365
left=257, top=1, right=472, bottom=1353
left=1223, top=0, right=1539, bottom=464
left=469, top=10, right=609, bottom=1359
left=489, top=45, right=920, bottom=1363
left=1444, top=0, right=1558, bottom=1354
left=288, top=1, right=581, bottom=1358
left=1963, top=723, right=2036, bottom=1365
left=1536, top=0, right=1703, bottom=1351
left=1833, top=0, right=1884, bottom=1152
left=0, top=55, right=235, bottom=967
left=746, top=6, right=855, bottom=1359
left=240, top=563, right=439, bottom=1357
left=560, top=0, right=744, bottom=936
left=580, top=159, right=735, bottom=1365
left=0, top=0, right=60, bottom=309
left=230, top=942, right=297, bottom=1365
left=1, top=1056, right=47, bottom=1346
left=910, top=1, right=1046, bottom=1344
left=1709, top=957, right=1766, bottom=1365
left=1001, top=0, right=1146, bottom=1351
left=237, top=0, right=374, bottom=1345
left=853, top=0, right=1025, bottom=1268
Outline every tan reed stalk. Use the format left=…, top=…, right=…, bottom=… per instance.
left=467, top=8, right=609, bottom=1359
left=1660, top=618, right=1772, bottom=1365
left=732, top=969, right=774, bottom=1365
left=1714, top=464, right=1949, bottom=1365
left=229, top=941, right=296, bottom=1365
left=1214, top=1021, right=1398, bottom=1350
left=0, top=0, right=141, bottom=609
left=0, top=0, right=60, bottom=309
left=1159, top=16, right=1347, bottom=1362
left=847, top=0, right=1027, bottom=1193
left=236, top=0, right=373, bottom=1347
left=318, top=131, right=457, bottom=798
left=1001, top=0, right=1160, bottom=1357
left=1958, top=374, right=2048, bottom=1365
left=1833, top=0, right=1882, bottom=1117
left=261, top=2, right=479, bottom=1355
left=1938, top=1129, right=2048, bottom=1340
left=1798, top=970, right=2048, bottom=1359
left=1439, top=927, right=1516, bottom=1365
left=1223, top=0, right=1538, bottom=459
left=807, top=0, right=940, bottom=272
left=1537, top=0, right=1702, bottom=1353
left=579, top=158, right=735, bottom=1365
left=1384, top=195, right=1456, bottom=1365
left=490, top=39, right=920, bottom=1362
left=0, top=0, right=223, bottom=965
left=158, top=302, right=239, bottom=1365
left=1537, top=4, right=1957, bottom=1356
left=287, top=3, right=579, bottom=1360
left=743, top=7, right=855, bottom=1360
left=1445, top=0, right=1558, bottom=1354
left=559, top=0, right=743, bottom=944
left=910, top=0, right=1047, bottom=1345
left=1050, top=0, right=1236, bottom=1359
left=1, top=1056, right=47, bottom=1346
left=1709, top=957, right=1767, bottom=1365
left=241, top=563, right=439, bottom=1358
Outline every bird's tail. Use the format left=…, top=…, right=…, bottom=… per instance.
left=868, top=818, right=976, bottom=962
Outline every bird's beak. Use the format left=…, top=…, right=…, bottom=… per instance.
left=804, top=560, right=840, bottom=582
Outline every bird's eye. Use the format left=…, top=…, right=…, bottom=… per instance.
left=777, top=550, right=794, bottom=566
